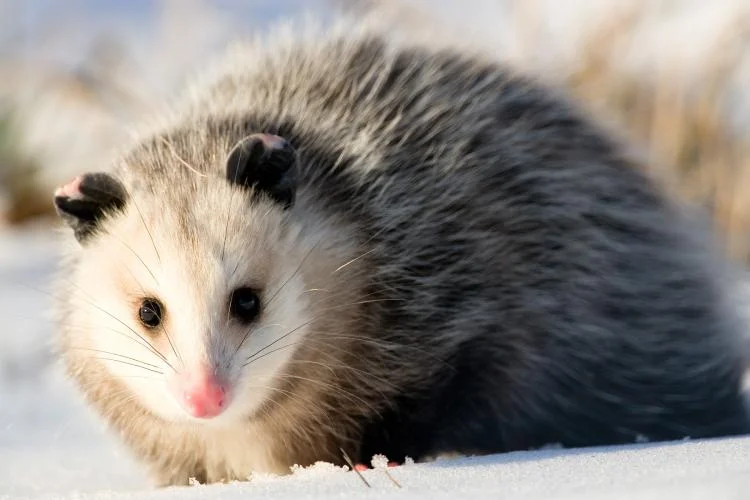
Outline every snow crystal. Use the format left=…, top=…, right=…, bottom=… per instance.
left=288, top=461, right=350, bottom=478
left=370, top=454, right=390, bottom=469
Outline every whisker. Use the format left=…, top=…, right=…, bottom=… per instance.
left=311, top=334, right=456, bottom=372
left=110, top=232, right=159, bottom=286
left=243, top=323, right=308, bottom=363
left=243, top=298, right=406, bottom=363
left=304, top=286, right=386, bottom=303
left=265, top=236, right=325, bottom=307
left=154, top=311, right=183, bottom=369
left=244, top=356, right=387, bottom=423
left=158, top=135, right=207, bottom=177
left=332, top=248, right=376, bottom=274
left=325, top=222, right=397, bottom=280
left=86, top=356, right=164, bottom=375
left=229, top=205, right=276, bottom=279
left=285, top=358, right=336, bottom=376
left=241, top=344, right=399, bottom=405
left=12, top=278, right=174, bottom=372
left=222, top=140, right=254, bottom=264
left=62, top=279, right=177, bottom=373
left=120, top=258, right=184, bottom=369
left=244, top=385, right=288, bottom=412
left=242, top=384, right=338, bottom=448
left=245, top=383, right=331, bottom=417
left=114, top=258, right=183, bottom=369
left=255, top=328, right=454, bottom=374
left=129, top=193, right=161, bottom=264
left=221, top=186, right=239, bottom=262
left=243, top=341, right=301, bottom=367
left=16, top=247, right=182, bottom=373
left=383, top=468, right=402, bottom=488
left=340, top=447, right=371, bottom=488
left=281, top=357, right=399, bottom=401
left=117, top=375, right=164, bottom=381
left=69, top=347, right=162, bottom=369
left=284, top=358, right=400, bottom=392
left=230, top=323, right=284, bottom=367
left=62, top=182, right=161, bottom=275
left=64, top=324, right=172, bottom=367
left=272, top=373, right=381, bottom=417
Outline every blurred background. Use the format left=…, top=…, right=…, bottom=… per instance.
left=0, top=0, right=749, bottom=261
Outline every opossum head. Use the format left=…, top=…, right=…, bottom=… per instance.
left=54, top=133, right=353, bottom=425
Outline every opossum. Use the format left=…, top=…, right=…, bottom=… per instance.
left=52, top=24, right=750, bottom=487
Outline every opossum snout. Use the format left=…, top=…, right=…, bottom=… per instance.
left=169, top=366, right=230, bottom=419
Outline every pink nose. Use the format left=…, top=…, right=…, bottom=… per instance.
left=172, top=369, right=228, bottom=419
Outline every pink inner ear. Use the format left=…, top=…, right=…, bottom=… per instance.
left=257, top=133, right=286, bottom=150
left=54, top=176, right=83, bottom=199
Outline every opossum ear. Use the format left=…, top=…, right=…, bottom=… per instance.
left=53, top=172, right=128, bottom=243
left=225, top=133, right=298, bottom=209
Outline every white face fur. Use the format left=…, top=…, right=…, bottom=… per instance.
left=66, top=184, right=316, bottom=425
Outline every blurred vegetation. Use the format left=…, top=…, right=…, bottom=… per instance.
left=558, top=4, right=750, bottom=262
left=2, top=0, right=750, bottom=265
left=347, top=0, right=750, bottom=263
left=0, top=104, right=47, bottom=225
left=0, top=0, right=329, bottom=229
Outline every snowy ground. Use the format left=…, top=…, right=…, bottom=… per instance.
left=2, top=225, right=750, bottom=500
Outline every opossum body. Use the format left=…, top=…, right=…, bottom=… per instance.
left=52, top=24, right=749, bottom=486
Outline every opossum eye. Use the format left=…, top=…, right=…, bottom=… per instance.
left=229, top=288, right=261, bottom=323
left=138, top=299, right=163, bottom=328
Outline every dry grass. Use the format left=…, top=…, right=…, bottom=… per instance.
left=549, top=2, right=750, bottom=262
left=0, top=106, right=49, bottom=225
left=3, top=1, right=750, bottom=263
left=351, top=0, right=750, bottom=263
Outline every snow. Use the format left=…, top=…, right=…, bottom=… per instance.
left=2, top=227, right=750, bottom=500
